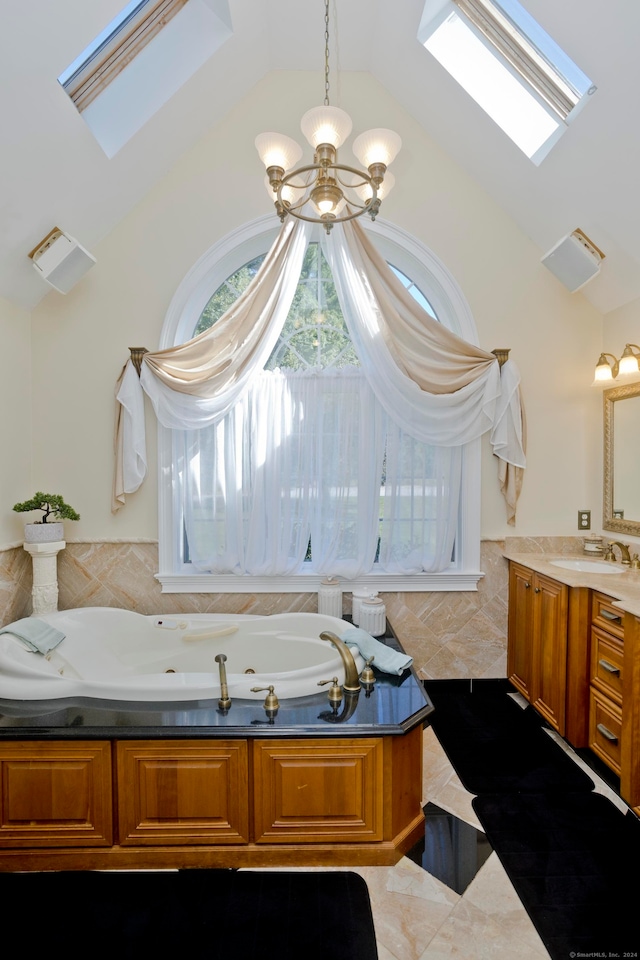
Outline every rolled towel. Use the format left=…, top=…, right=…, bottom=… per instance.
left=342, top=627, right=413, bottom=676
left=0, top=618, right=65, bottom=654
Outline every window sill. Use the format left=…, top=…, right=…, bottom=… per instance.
left=155, top=571, right=484, bottom=593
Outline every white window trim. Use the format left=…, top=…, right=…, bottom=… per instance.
left=156, top=215, right=483, bottom=593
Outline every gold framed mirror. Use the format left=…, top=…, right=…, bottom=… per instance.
left=603, top=380, right=640, bottom=537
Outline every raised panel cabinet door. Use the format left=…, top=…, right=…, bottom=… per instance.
left=530, top=574, right=569, bottom=734
left=117, top=740, right=249, bottom=845
left=253, top=738, right=384, bottom=843
left=0, top=741, right=112, bottom=847
left=507, top=562, right=534, bottom=700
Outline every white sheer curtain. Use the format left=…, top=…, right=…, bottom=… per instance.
left=182, top=366, right=389, bottom=577
left=113, top=218, right=311, bottom=510
left=379, top=425, right=462, bottom=574
left=322, top=219, right=525, bottom=526
left=323, top=220, right=525, bottom=464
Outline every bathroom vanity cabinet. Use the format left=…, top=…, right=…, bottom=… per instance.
left=507, top=557, right=640, bottom=817
left=507, top=561, right=590, bottom=743
left=0, top=729, right=423, bottom=871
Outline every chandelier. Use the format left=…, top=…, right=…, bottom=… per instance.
left=255, top=0, right=401, bottom=233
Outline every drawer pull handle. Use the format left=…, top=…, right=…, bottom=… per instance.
left=600, top=609, right=622, bottom=624
left=596, top=723, right=618, bottom=744
left=598, top=659, right=620, bottom=675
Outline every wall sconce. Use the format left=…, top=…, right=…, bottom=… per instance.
left=593, top=344, right=640, bottom=383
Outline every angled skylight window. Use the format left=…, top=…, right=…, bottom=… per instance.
left=418, top=0, right=595, bottom=164
left=58, top=0, right=232, bottom=157
left=59, top=0, right=188, bottom=112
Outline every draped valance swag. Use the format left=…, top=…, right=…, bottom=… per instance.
left=113, top=217, right=526, bottom=521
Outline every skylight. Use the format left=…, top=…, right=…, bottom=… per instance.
left=418, top=0, right=595, bottom=164
left=59, top=0, right=188, bottom=112
left=57, top=0, right=232, bottom=157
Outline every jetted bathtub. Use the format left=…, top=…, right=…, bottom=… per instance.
left=0, top=607, right=365, bottom=702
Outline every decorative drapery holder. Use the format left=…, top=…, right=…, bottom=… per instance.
left=129, top=347, right=149, bottom=375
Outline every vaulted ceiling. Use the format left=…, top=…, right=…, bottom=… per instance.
left=3, top=0, right=639, bottom=314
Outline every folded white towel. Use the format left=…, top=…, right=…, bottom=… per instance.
left=0, top=618, right=65, bottom=654
left=342, top=627, right=413, bottom=676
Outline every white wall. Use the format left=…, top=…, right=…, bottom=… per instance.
left=604, top=295, right=640, bottom=354
left=0, top=296, right=32, bottom=544
left=27, top=71, right=605, bottom=545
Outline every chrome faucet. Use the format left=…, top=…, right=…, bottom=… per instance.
left=605, top=541, right=631, bottom=564
left=215, top=653, right=231, bottom=711
left=319, top=631, right=361, bottom=693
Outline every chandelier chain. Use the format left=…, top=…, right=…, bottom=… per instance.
left=256, top=0, right=400, bottom=231
left=324, top=0, right=330, bottom=106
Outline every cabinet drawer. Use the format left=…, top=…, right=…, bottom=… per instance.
left=589, top=689, right=622, bottom=775
left=591, top=592, right=624, bottom=639
left=116, top=740, right=249, bottom=845
left=590, top=627, right=623, bottom=704
left=0, top=741, right=113, bottom=847
left=252, top=738, right=384, bottom=843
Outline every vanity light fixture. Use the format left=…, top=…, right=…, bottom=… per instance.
left=593, top=344, right=640, bottom=384
left=618, top=343, right=640, bottom=376
left=255, top=0, right=401, bottom=233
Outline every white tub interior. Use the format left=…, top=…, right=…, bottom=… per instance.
left=0, top=608, right=364, bottom=702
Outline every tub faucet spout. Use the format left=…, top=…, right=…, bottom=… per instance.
left=215, top=653, right=231, bottom=711
left=319, top=631, right=361, bottom=693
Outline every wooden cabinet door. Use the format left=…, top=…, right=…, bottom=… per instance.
left=507, top=562, right=534, bottom=700
left=117, top=740, right=249, bottom=845
left=253, top=738, right=384, bottom=843
left=530, top=573, right=568, bottom=734
left=0, top=741, right=112, bottom=847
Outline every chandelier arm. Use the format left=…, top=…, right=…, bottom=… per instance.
left=281, top=163, right=378, bottom=193
left=276, top=203, right=377, bottom=227
left=334, top=170, right=376, bottom=190
left=281, top=164, right=325, bottom=188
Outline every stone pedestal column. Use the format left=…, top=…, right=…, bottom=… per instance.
left=23, top=540, right=66, bottom=615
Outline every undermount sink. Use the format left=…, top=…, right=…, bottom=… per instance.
left=549, top=558, right=624, bottom=574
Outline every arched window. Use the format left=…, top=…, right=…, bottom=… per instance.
left=157, top=217, right=482, bottom=593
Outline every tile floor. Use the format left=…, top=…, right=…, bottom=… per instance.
left=250, top=693, right=631, bottom=960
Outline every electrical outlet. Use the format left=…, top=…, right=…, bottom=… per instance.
left=578, top=510, right=591, bottom=530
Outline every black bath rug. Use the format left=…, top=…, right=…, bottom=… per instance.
left=0, top=869, right=378, bottom=960
left=423, top=678, right=594, bottom=794
left=473, top=790, right=640, bottom=957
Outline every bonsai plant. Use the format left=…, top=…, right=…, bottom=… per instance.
left=13, top=492, right=80, bottom=543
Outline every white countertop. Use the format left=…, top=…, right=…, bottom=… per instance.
left=504, top=552, right=640, bottom=618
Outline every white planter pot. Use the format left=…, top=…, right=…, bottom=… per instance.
left=24, top=522, right=64, bottom=543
